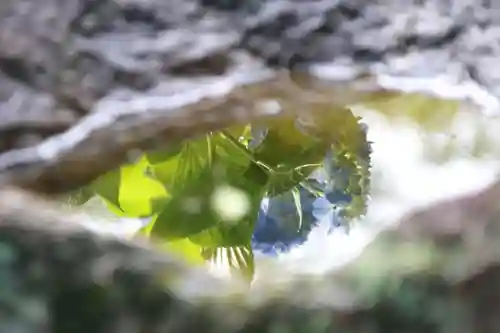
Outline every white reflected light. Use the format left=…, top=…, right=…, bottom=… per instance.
left=211, top=185, right=251, bottom=224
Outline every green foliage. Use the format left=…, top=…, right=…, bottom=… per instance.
left=201, top=245, right=255, bottom=280
left=64, top=108, right=372, bottom=281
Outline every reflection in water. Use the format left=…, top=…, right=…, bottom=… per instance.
left=251, top=95, right=500, bottom=282
left=72, top=104, right=372, bottom=279
left=70, top=92, right=500, bottom=281
left=241, top=108, right=372, bottom=257
left=251, top=122, right=371, bottom=256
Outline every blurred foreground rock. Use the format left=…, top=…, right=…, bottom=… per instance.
left=2, top=179, right=500, bottom=332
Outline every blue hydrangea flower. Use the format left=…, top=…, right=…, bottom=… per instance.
left=250, top=120, right=371, bottom=256
left=251, top=176, right=352, bottom=256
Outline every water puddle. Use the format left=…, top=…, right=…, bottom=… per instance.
left=64, top=84, right=500, bottom=284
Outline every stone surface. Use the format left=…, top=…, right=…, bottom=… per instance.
left=1, top=178, right=500, bottom=332
left=2, top=1, right=500, bottom=332
left=1, top=0, right=500, bottom=192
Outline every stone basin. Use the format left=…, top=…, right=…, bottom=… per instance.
left=3, top=0, right=500, bottom=332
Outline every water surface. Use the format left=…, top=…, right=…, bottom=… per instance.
left=73, top=87, right=500, bottom=282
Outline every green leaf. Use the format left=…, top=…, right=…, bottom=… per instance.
left=148, top=158, right=180, bottom=190
left=145, top=139, right=213, bottom=233
left=153, top=160, right=265, bottom=241
left=266, top=165, right=317, bottom=197
left=215, top=132, right=253, bottom=169
left=221, top=124, right=253, bottom=147
left=119, top=161, right=169, bottom=216
left=202, top=245, right=255, bottom=281
left=91, top=157, right=169, bottom=217
left=252, top=117, right=330, bottom=196
left=228, top=245, right=255, bottom=281
left=243, top=161, right=270, bottom=188
left=90, top=167, right=123, bottom=213
left=189, top=220, right=255, bottom=247
left=188, top=163, right=265, bottom=247
left=150, top=137, right=213, bottom=193
left=151, top=167, right=222, bottom=239
left=152, top=132, right=267, bottom=242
